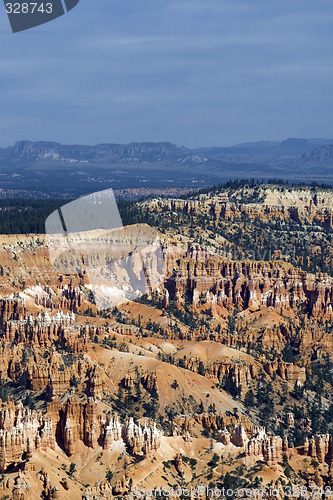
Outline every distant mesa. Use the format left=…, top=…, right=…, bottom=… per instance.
left=0, top=138, right=332, bottom=197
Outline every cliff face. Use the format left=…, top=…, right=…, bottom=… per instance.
left=156, top=244, right=333, bottom=368
left=176, top=413, right=333, bottom=469
left=148, top=187, right=333, bottom=228
left=304, top=434, right=333, bottom=465
left=0, top=397, right=161, bottom=472
left=176, top=355, right=259, bottom=391
left=34, top=283, right=84, bottom=312
left=0, top=298, right=27, bottom=323
left=122, top=418, right=160, bottom=456
left=163, top=249, right=333, bottom=321
left=246, top=426, right=287, bottom=469
left=263, top=360, right=306, bottom=384
left=0, top=399, right=55, bottom=473
left=50, top=398, right=161, bottom=458
left=141, top=371, right=159, bottom=396
left=174, top=413, right=333, bottom=470
left=175, top=416, right=271, bottom=466
left=174, top=413, right=252, bottom=439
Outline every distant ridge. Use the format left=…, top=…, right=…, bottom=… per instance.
left=0, top=138, right=332, bottom=198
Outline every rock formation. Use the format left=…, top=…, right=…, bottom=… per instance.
left=122, top=417, right=161, bottom=456
left=0, top=397, right=161, bottom=471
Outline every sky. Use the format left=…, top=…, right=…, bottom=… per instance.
left=0, top=0, right=333, bottom=148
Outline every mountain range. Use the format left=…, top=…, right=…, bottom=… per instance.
left=0, top=138, right=332, bottom=197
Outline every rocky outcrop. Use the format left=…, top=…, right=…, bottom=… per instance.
left=208, top=361, right=257, bottom=387
left=0, top=470, right=32, bottom=500
left=147, top=187, right=333, bottom=229
left=176, top=355, right=258, bottom=390
left=122, top=370, right=136, bottom=389
left=83, top=481, right=113, bottom=500
left=0, top=296, right=28, bottom=323
left=3, top=319, right=93, bottom=353
left=0, top=397, right=162, bottom=470
left=304, top=434, right=333, bottom=465
left=195, top=413, right=253, bottom=434
left=0, top=399, right=55, bottom=473
left=161, top=243, right=333, bottom=322
left=112, top=475, right=129, bottom=497
left=35, top=282, right=84, bottom=312
left=122, top=417, right=161, bottom=456
left=58, top=400, right=161, bottom=457
left=231, top=425, right=248, bottom=447
left=103, top=416, right=122, bottom=449
left=246, top=431, right=333, bottom=469
left=162, top=289, right=169, bottom=308
left=286, top=412, right=294, bottom=428
left=263, top=360, right=306, bottom=385
left=218, top=428, right=231, bottom=445
left=60, top=397, right=99, bottom=455
left=246, top=427, right=285, bottom=469
left=141, top=371, right=158, bottom=395
left=86, top=366, right=104, bottom=399
left=39, top=468, right=60, bottom=500
left=174, top=453, right=185, bottom=478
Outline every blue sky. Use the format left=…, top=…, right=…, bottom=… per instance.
left=0, top=0, right=332, bottom=147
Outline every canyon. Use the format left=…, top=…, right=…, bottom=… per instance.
left=0, top=184, right=332, bottom=498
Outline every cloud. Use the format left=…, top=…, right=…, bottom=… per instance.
left=0, top=0, right=332, bottom=147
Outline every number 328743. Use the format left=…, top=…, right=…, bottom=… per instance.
left=5, top=3, right=53, bottom=14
